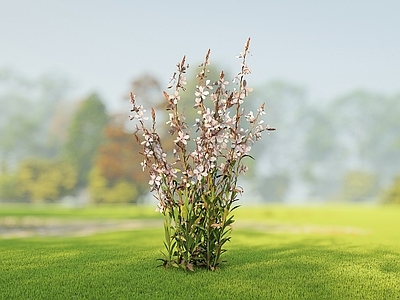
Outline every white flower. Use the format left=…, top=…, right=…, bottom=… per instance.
left=174, top=131, right=190, bottom=145
left=219, top=78, right=229, bottom=89
left=169, top=91, right=180, bottom=104
left=210, top=93, right=217, bottom=103
left=166, top=113, right=174, bottom=126
left=193, top=165, right=208, bottom=181
left=140, top=160, right=147, bottom=171
left=178, top=76, right=187, bottom=87
left=155, top=202, right=164, bottom=213
left=149, top=174, right=162, bottom=187
left=195, top=85, right=209, bottom=100
left=239, top=164, right=249, bottom=175
left=245, top=111, right=256, bottom=123
left=236, top=52, right=243, bottom=59
left=143, top=148, right=153, bottom=157
left=133, top=105, right=149, bottom=122
left=257, top=107, right=266, bottom=115
left=232, top=91, right=245, bottom=105
left=166, top=165, right=178, bottom=178
left=153, top=142, right=164, bottom=160
left=194, top=97, right=202, bottom=108
left=141, top=133, right=153, bottom=146
left=242, top=64, right=252, bottom=75
left=205, top=80, right=213, bottom=90
left=224, top=111, right=233, bottom=125
left=236, top=143, right=251, bottom=155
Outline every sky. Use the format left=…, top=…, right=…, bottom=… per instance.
left=1, top=0, right=400, bottom=111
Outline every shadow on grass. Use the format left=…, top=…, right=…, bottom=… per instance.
left=221, top=231, right=400, bottom=299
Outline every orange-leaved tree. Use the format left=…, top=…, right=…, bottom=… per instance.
left=89, top=116, right=149, bottom=203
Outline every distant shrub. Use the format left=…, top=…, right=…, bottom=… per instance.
left=0, top=158, right=77, bottom=203
left=18, top=159, right=77, bottom=203
left=88, top=166, right=138, bottom=204
left=382, top=176, right=400, bottom=205
left=0, top=173, right=20, bottom=201
left=340, top=170, right=378, bottom=202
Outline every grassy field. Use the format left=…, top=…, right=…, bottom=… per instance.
left=1, top=204, right=400, bottom=299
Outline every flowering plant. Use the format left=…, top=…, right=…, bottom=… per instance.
left=130, top=38, right=274, bottom=271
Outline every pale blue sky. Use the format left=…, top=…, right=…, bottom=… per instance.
left=1, top=0, right=399, bottom=110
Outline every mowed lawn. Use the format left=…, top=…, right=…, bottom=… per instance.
left=1, top=204, right=400, bottom=299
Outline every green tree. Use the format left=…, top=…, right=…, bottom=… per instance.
left=62, top=93, right=108, bottom=188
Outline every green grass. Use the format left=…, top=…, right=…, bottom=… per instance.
left=1, top=204, right=400, bottom=299
left=0, top=203, right=160, bottom=220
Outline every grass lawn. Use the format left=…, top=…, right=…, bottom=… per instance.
left=1, top=204, right=400, bottom=299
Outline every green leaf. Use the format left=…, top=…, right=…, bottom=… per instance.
left=241, top=154, right=255, bottom=160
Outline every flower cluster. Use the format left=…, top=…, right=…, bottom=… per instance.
left=130, top=38, right=274, bottom=271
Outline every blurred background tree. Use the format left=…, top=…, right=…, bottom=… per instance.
left=0, top=69, right=70, bottom=172
left=382, top=177, right=400, bottom=205
left=0, top=65, right=399, bottom=205
left=128, top=73, right=162, bottom=107
left=62, top=93, right=108, bottom=189
left=248, top=80, right=310, bottom=201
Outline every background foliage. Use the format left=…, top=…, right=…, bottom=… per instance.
left=0, top=68, right=399, bottom=204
